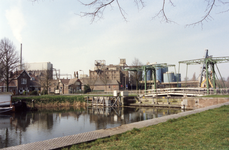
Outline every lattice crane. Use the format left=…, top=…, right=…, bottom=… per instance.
left=179, top=49, right=229, bottom=94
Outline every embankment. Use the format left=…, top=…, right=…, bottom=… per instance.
left=12, top=95, right=86, bottom=108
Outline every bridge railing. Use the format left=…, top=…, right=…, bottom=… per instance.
left=145, top=87, right=229, bottom=96
left=104, top=88, right=229, bottom=96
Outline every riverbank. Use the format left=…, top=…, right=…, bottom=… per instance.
left=3, top=102, right=228, bottom=150
left=12, top=95, right=86, bottom=107
left=64, top=102, right=229, bottom=150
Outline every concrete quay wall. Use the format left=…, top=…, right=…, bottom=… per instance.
left=182, top=97, right=229, bottom=110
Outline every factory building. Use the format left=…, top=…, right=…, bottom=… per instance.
left=24, top=62, right=53, bottom=79
left=81, top=60, right=128, bottom=92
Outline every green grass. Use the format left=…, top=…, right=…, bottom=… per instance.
left=63, top=105, right=229, bottom=150
left=12, top=95, right=85, bottom=105
left=202, top=95, right=229, bottom=98
left=13, top=95, right=84, bottom=100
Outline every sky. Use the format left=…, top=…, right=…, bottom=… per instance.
left=1, top=0, right=229, bottom=80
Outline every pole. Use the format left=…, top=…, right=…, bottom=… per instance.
left=153, top=69, right=156, bottom=92
left=143, top=66, right=147, bottom=94
left=206, top=60, right=209, bottom=94
left=185, top=64, right=188, bottom=87
left=199, top=49, right=208, bottom=87
left=178, top=63, right=180, bottom=87
left=211, top=63, right=216, bottom=93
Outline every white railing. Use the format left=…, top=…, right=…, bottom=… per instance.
left=102, top=88, right=229, bottom=96
left=146, top=87, right=229, bottom=96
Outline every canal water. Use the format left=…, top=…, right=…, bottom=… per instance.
left=0, top=107, right=182, bottom=148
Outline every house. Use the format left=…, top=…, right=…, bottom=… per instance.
left=59, top=78, right=81, bottom=94
left=44, top=78, right=81, bottom=94
left=29, top=74, right=41, bottom=92
left=0, top=70, right=31, bottom=95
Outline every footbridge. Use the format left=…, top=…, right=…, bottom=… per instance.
left=144, top=87, right=229, bottom=97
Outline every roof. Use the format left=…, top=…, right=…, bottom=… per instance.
left=11, top=70, right=31, bottom=79
left=30, top=80, right=40, bottom=87
left=0, top=80, right=17, bottom=87
left=68, top=78, right=81, bottom=86
left=60, top=79, right=70, bottom=85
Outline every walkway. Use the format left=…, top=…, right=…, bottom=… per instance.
left=3, top=102, right=229, bottom=150
left=145, top=87, right=229, bottom=97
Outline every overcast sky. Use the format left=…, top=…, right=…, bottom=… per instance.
left=1, top=0, right=229, bottom=80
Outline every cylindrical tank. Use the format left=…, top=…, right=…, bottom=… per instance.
left=174, top=73, right=181, bottom=82
left=163, top=72, right=175, bottom=83
left=161, top=67, right=168, bottom=82
left=147, top=70, right=152, bottom=81
left=174, top=73, right=181, bottom=87
left=162, top=67, right=168, bottom=74
left=156, top=66, right=162, bottom=83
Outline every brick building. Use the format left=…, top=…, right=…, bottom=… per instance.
left=46, top=78, right=81, bottom=94
left=0, top=70, right=32, bottom=94
left=82, top=64, right=128, bottom=92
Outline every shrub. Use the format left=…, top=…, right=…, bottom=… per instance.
left=23, top=91, right=26, bottom=95
left=30, top=90, right=38, bottom=95
left=84, top=84, right=91, bottom=93
left=41, top=89, right=48, bottom=95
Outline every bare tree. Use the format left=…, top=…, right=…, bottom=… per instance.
left=0, top=54, right=3, bottom=81
left=38, top=70, right=52, bottom=94
left=88, top=76, right=98, bottom=91
left=78, top=0, right=228, bottom=26
left=0, top=38, right=19, bottom=92
left=31, top=0, right=229, bottom=26
left=99, top=68, right=110, bottom=91
left=226, top=76, right=229, bottom=88
left=130, top=58, right=143, bottom=90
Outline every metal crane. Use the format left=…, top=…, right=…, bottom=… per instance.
left=179, top=49, right=229, bottom=94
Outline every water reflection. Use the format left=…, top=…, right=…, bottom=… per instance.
left=0, top=107, right=181, bottom=148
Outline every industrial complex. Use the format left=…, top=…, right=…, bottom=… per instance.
left=0, top=49, right=229, bottom=95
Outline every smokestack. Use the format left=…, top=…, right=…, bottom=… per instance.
left=20, top=43, right=22, bottom=70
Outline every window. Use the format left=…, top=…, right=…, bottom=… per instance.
left=21, top=78, right=27, bottom=84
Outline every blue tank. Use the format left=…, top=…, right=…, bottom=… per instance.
left=156, top=67, right=162, bottom=83
left=163, top=72, right=175, bottom=83
left=161, top=67, right=168, bottom=82
left=174, top=73, right=181, bottom=87
left=174, top=73, right=181, bottom=82
left=147, top=70, right=152, bottom=81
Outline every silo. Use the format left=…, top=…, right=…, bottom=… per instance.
left=147, top=70, right=152, bottom=81
left=161, top=67, right=168, bottom=82
left=174, top=73, right=181, bottom=87
left=156, top=66, right=162, bottom=83
left=163, top=72, right=175, bottom=83
left=174, top=73, right=181, bottom=82
left=162, top=67, right=168, bottom=74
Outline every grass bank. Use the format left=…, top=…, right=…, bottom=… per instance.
left=202, top=95, right=229, bottom=98
left=64, top=104, right=229, bottom=150
left=12, top=95, right=86, bottom=107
